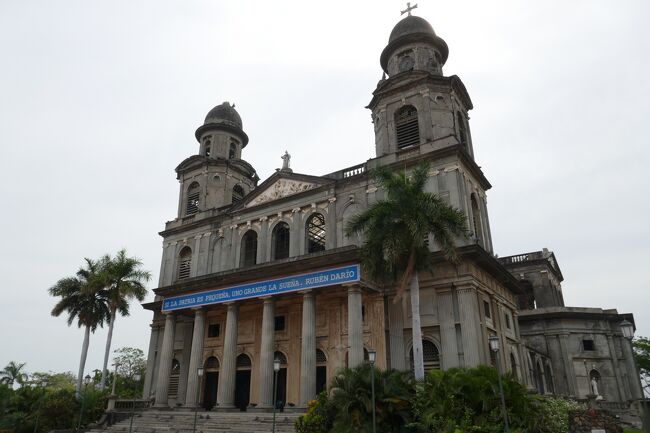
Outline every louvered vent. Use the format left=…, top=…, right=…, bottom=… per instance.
left=186, top=182, right=200, bottom=215
left=395, top=106, right=419, bottom=149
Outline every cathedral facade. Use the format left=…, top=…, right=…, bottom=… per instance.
left=141, top=13, right=642, bottom=412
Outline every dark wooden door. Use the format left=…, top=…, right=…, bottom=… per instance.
left=234, top=370, right=251, bottom=411
left=203, top=372, right=218, bottom=410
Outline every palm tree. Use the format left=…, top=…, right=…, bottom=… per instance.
left=97, top=249, right=150, bottom=390
left=0, top=361, right=27, bottom=387
left=346, top=163, right=467, bottom=380
left=49, top=258, right=110, bottom=396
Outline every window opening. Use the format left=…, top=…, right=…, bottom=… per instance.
left=510, top=353, right=518, bottom=379
left=484, top=300, right=491, bottom=319
left=306, top=213, right=326, bottom=253
left=208, top=324, right=220, bottom=338
left=205, top=356, right=219, bottom=370
left=395, top=105, right=419, bottom=148
left=505, top=313, right=511, bottom=329
left=457, top=112, right=468, bottom=150
left=186, top=182, right=200, bottom=215
left=272, top=222, right=290, bottom=260
left=316, top=349, right=327, bottom=364
left=232, top=185, right=245, bottom=204
left=229, top=142, right=237, bottom=159
left=274, top=351, right=288, bottom=365
left=583, top=339, right=595, bottom=351
left=240, top=230, right=257, bottom=267
left=471, top=194, right=482, bottom=240
left=177, top=246, right=192, bottom=280
left=410, top=340, right=440, bottom=372
left=274, top=315, right=286, bottom=331
left=236, top=354, right=252, bottom=368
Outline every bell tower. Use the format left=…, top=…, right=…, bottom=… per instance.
left=175, top=102, right=258, bottom=219
left=368, top=9, right=493, bottom=253
left=368, top=11, right=475, bottom=160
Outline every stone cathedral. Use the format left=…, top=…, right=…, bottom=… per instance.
left=141, top=12, right=643, bottom=414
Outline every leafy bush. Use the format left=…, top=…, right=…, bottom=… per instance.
left=296, top=365, right=583, bottom=433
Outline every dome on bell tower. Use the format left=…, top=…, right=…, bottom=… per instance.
left=195, top=101, right=249, bottom=147
left=380, top=14, right=449, bottom=76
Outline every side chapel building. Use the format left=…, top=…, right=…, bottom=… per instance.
left=142, top=12, right=644, bottom=412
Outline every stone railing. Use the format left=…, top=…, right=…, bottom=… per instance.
left=107, top=397, right=151, bottom=412
left=498, top=251, right=545, bottom=265
left=326, top=163, right=367, bottom=180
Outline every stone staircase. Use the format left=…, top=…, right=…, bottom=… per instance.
left=89, top=410, right=302, bottom=433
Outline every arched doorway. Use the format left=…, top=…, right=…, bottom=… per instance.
left=235, top=354, right=252, bottom=411
left=202, top=356, right=219, bottom=410
left=316, top=349, right=327, bottom=394
left=168, top=359, right=180, bottom=401
left=274, top=351, right=288, bottom=409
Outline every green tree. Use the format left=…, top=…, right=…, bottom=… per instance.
left=96, top=250, right=150, bottom=390
left=113, top=347, right=146, bottom=380
left=633, top=336, right=650, bottom=395
left=49, top=258, right=110, bottom=396
left=346, top=163, right=467, bottom=380
left=0, top=361, right=27, bottom=388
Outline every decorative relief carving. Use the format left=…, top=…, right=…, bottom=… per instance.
left=246, top=179, right=319, bottom=207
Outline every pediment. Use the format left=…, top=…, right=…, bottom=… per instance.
left=245, top=177, right=323, bottom=208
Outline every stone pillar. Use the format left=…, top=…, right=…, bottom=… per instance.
left=457, top=287, right=481, bottom=367
left=153, top=313, right=176, bottom=408
left=258, top=297, right=275, bottom=408
left=621, top=336, right=643, bottom=399
left=217, top=303, right=238, bottom=408
left=258, top=217, right=269, bottom=263
left=558, top=333, right=578, bottom=396
left=300, top=291, right=316, bottom=406
left=184, top=309, right=206, bottom=408
left=607, top=334, right=627, bottom=401
left=437, top=289, right=459, bottom=369
left=388, top=296, right=406, bottom=370
left=347, top=286, right=364, bottom=368
left=143, top=324, right=160, bottom=399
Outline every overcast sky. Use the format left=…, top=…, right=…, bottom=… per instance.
left=1, top=0, right=648, bottom=377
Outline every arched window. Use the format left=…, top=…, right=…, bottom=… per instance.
left=177, top=246, right=192, bottom=280
left=316, top=349, right=327, bottom=364
left=272, top=222, right=290, bottom=260
left=471, top=194, right=483, bottom=241
left=545, top=363, right=555, bottom=394
left=457, top=112, right=468, bottom=150
left=510, top=353, right=518, bottom=379
left=229, top=142, right=237, bottom=159
left=236, top=354, right=252, bottom=369
left=306, top=213, right=326, bottom=253
left=395, top=105, right=419, bottom=149
left=274, top=351, right=288, bottom=366
left=240, top=230, right=258, bottom=267
left=203, top=138, right=212, bottom=157
left=186, top=182, right=200, bottom=215
left=410, top=340, right=441, bottom=372
left=204, top=356, right=219, bottom=371
left=232, top=185, right=245, bottom=204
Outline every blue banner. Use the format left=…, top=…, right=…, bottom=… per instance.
left=161, top=264, right=360, bottom=312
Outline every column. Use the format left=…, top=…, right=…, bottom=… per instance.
left=216, top=302, right=238, bottom=408
left=143, top=324, right=160, bottom=399
left=388, top=296, right=406, bottom=370
left=558, top=333, right=578, bottom=396
left=457, top=287, right=481, bottom=367
left=437, top=289, right=459, bottom=368
left=257, top=217, right=269, bottom=264
left=347, top=286, right=364, bottom=368
left=606, top=334, right=627, bottom=401
left=300, top=291, right=316, bottom=406
left=154, top=313, right=176, bottom=408
left=258, top=297, right=275, bottom=408
left=621, top=336, right=643, bottom=399
left=185, top=308, right=206, bottom=408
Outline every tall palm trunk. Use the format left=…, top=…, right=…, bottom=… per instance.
left=409, top=273, right=425, bottom=381
left=99, top=307, right=117, bottom=390
left=76, top=325, right=91, bottom=398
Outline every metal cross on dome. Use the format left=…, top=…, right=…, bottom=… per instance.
left=401, top=2, right=418, bottom=16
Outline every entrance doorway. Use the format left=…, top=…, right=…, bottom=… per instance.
left=316, top=349, right=328, bottom=394
left=274, top=351, right=288, bottom=409
left=203, top=356, right=219, bottom=410
left=235, top=354, right=252, bottom=411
